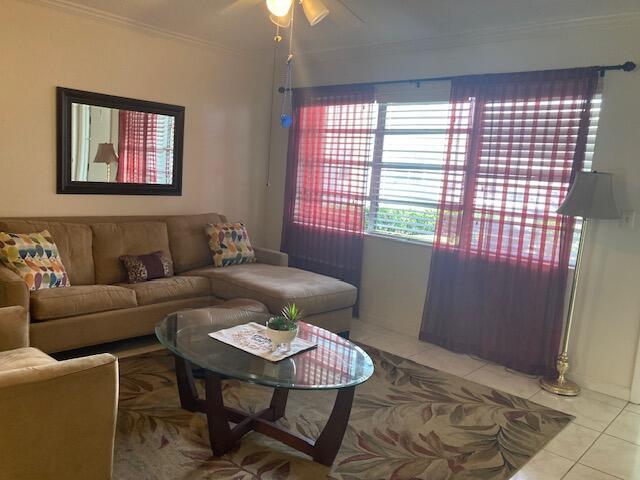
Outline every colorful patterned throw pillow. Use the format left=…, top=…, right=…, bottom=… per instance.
left=0, top=230, right=71, bottom=291
left=205, top=223, right=256, bottom=268
left=120, top=251, right=174, bottom=283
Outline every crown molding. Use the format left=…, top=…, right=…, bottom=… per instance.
left=296, top=11, right=640, bottom=64
left=24, top=0, right=640, bottom=65
left=26, top=0, right=261, bottom=59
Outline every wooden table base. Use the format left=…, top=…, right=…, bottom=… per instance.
left=174, top=355, right=355, bottom=466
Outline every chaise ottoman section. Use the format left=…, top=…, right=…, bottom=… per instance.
left=181, top=264, right=357, bottom=316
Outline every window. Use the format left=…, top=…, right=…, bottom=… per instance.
left=153, top=114, right=175, bottom=184
left=365, top=93, right=602, bottom=262
left=292, top=102, right=377, bottom=232
left=365, top=101, right=452, bottom=242
left=118, top=111, right=176, bottom=185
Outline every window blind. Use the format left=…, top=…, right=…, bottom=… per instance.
left=153, top=114, right=175, bottom=184
left=292, top=103, right=377, bottom=232
left=365, top=93, right=601, bottom=259
left=366, top=101, right=463, bottom=241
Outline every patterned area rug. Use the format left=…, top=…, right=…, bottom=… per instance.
left=114, top=347, right=572, bottom=480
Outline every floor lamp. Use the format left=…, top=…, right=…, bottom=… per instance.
left=94, top=143, right=119, bottom=183
left=540, top=171, right=621, bottom=396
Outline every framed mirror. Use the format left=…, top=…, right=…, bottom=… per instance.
left=57, top=87, right=184, bottom=195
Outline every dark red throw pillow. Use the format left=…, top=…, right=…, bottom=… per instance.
left=120, top=251, right=174, bottom=283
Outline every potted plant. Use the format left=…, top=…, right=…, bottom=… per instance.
left=265, top=304, right=303, bottom=352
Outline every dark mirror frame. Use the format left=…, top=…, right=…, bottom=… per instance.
left=57, top=87, right=184, bottom=195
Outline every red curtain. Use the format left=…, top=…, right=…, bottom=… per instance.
left=420, top=68, right=599, bottom=375
left=117, top=110, right=158, bottom=183
left=281, top=85, right=376, bottom=312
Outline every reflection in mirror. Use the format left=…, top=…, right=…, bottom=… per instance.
left=71, top=104, right=175, bottom=185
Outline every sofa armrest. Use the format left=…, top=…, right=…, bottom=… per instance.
left=0, top=306, right=28, bottom=350
left=0, top=266, right=29, bottom=311
left=254, top=247, right=289, bottom=267
left=0, top=353, right=118, bottom=480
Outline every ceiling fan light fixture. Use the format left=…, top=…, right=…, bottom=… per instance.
left=301, top=0, right=329, bottom=26
left=269, top=12, right=292, bottom=28
left=266, top=0, right=293, bottom=17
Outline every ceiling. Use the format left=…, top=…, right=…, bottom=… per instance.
left=51, top=0, right=640, bottom=54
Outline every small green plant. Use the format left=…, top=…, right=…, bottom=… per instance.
left=266, top=315, right=297, bottom=331
left=266, top=304, right=303, bottom=332
left=281, top=303, right=303, bottom=323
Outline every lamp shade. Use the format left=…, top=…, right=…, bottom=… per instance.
left=301, top=0, right=329, bottom=25
left=93, top=143, right=119, bottom=164
left=269, top=12, right=292, bottom=28
left=558, top=171, right=620, bottom=219
left=266, top=0, right=293, bottom=17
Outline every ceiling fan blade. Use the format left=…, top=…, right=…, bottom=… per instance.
left=332, top=0, right=366, bottom=24
left=217, top=0, right=263, bottom=16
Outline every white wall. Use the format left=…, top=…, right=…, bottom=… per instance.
left=265, top=16, right=640, bottom=400
left=0, top=0, right=272, bottom=243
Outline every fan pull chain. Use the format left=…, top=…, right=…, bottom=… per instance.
left=279, top=3, right=294, bottom=128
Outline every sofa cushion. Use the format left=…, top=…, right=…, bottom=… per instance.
left=0, top=220, right=94, bottom=285
left=0, top=230, right=71, bottom=291
left=91, top=222, right=172, bottom=285
left=164, top=213, right=226, bottom=273
left=120, top=251, right=174, bottom=283
left=0, top=347, right=56, bottom=372
left=118, top=276, right=209, bottom=306
left=205, top=223, right=256, bottom=268
left=30, top=285, right=137, bottom=321
left=182, top=264, right=357, bottom=316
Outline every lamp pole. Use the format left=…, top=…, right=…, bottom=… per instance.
left=540, top=218, right=588, bottom=396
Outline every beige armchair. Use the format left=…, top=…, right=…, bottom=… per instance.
left=0, top=306, right=119, bottom=480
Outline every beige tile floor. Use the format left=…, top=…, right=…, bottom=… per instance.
left=350, top=318, right=640, bottom=480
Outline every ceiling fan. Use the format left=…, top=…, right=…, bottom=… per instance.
left=267, top=0, right=327, bottom=25
left=215, top=0, right=364, bottom=130
left=217, top=0, right=365, bottom=26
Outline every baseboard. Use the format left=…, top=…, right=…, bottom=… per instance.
left=567, top=372, right=631, bottom=402
left=361, top=309, right=632, bottom=402
left=358, top=309, right=421, bottom=337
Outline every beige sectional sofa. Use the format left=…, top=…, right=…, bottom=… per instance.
left=0, top=213, right=356, bottom=353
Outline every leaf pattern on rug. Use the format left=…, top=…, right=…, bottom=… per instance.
left=114, top=346, right=572, bottom=480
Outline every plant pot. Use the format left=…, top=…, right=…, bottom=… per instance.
left=265, top=322, right=298, bottom=352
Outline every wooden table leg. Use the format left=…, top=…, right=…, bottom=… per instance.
left=269, top=388, right=289, bottom=421
left=312, top=386, right=356, bottom=466
left=205, top=372, right=235, bottom=456
left=174, top=357, right=357, bottom=464
left=174, top=355, right=199, bottom=412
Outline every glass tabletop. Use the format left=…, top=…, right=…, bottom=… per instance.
left=155, top=307, right=374, bottom=390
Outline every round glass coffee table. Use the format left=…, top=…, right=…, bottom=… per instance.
left=156, top=307, right=374, bottom=466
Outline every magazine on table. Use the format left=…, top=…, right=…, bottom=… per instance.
left=209, top=322, right=317, bottom=362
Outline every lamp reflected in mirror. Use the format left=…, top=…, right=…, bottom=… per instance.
left=93, top=143, right=118, bottom=183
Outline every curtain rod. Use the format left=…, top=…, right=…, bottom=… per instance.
left=278, top=61, right=636, bottom=93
